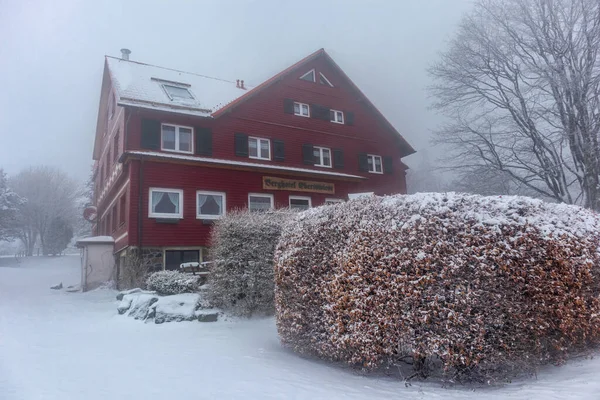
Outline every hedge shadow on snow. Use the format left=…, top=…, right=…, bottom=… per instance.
left=274, top=193, right=600, bottom=383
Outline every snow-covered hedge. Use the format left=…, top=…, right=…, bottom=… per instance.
left=146, top=270, right=203, bottom=296
left=274, top=193, right=600, bottom=382
left=208, top=209, right=293, bottom=317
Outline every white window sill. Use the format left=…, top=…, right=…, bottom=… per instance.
left=249, top=156, right=271, bottom=161
left=315, top=164, right=333, bottom=168
left=330, top=120, right=344, bottom=124
left=161, top=148, right=194, bottom=155
left=149, top=214, right=184, bottom=219
left=294, top=113, right=310, bottom=118
left=368, top=170, right=384, bottom=174
left=196, top=215, right=223, bottom=220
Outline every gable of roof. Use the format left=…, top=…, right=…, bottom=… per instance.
left=97, top=50, right=415, bottom=159
left=105, top=56, right=250, bottom=118
left=212, top=48, right=416, bottom=157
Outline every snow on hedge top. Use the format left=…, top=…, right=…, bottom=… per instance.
left=300, top=192, right=599, bottom=240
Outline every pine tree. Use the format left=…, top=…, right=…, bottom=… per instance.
left=0, top=169, right=23, bottom=242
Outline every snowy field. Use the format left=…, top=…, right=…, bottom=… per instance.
left=1, top=256, right=599, bottom=399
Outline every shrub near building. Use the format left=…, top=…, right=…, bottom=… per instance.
left=274, top=193, right=600, bottom=382
left=208, top=209, right=293, bottom=317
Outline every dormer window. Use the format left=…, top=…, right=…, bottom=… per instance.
left=299, top=69, right=316, bottom=82
left=162, top=84, right=194, bottom=100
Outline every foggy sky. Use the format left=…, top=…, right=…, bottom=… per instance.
left=0, top=0, right=473, bottom=183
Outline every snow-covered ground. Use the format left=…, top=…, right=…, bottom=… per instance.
left=1, top=256, right=599, bottom=399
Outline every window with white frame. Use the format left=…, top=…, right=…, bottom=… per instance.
left=330, top=110, right=344, bottom=124
left=197, top=191, right=226, bottom=219
left=248, top=193, right=274, bottom=212
left=325, top=198, right=344, bottom=205
left=149, top=188, right=183, bottom=218
left=289, top=196, right=311, bottom=211
left=299, top=69, right=316, bottom=82
left=368, top=154, right=383, bottom=174
left=248, top=137, right=271, bottom=160
left=319, top=72, right=334, bottom=87
left=163, top=84, right=194, bottom=100
left=313, top=146, right=332, bottom=168
left=162, top=124, right=193, bottom=154
left=294, top=102, right=310, bottom=117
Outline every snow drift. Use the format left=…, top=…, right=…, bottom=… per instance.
left=274, top=193, right=600, bottom=382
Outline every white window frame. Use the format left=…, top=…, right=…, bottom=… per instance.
left=367, top=154, right=383, bottom=174
left=294, top=102, right=310, bottom=117
left=248, top=137, right=271, bottom=160
left=289, top=196, right=312, bottom=210
left=149, top=188, right=184, bottom=219
left=299, top=69, right=316, bottom=82
left=162, top=84, right=195, bottom=101
left=319, top=72, right=334, bottom=87
left=161, top=123, right=194, bottom=154
left=248, top=193, right=274, bottom=212
left=196, top=190, right=226, bottom=220
left=325, top=198, right=344, bottom=205
left=330, top=109, right=344, bottom=124
left=313, top=146, right=332, bottom=168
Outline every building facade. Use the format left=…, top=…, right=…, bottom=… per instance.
left=92, top=48, right=414, bottom=271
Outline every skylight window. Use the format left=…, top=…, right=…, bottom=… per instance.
left=163, top=84, right=194, bottom=100
left=299, top=69, right=316, bottom=82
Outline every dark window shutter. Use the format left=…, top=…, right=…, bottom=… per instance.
left=141, top=119, right=161, bottom=150
left=383, top=156, right=393, bottom=174
left=358, top=153, right=369, bottom=172
left=195, top=127, right=212, bottom=156
left=310, top=104, right=330, bottom=121
left=302, top=144, right=314, bottom=165
left=234, top=133, right=249, bottom=157
left=283, top=98, right=295, bottom=114
left=333, top=149, right=344, bottom=169
left=273, top=140, right=285, bottom=161
left=321, top=106, right=331, bottom=121
left=345, top=112, right=354, bottom=126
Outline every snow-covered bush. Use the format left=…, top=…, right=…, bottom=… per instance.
left=274, top=193, right=600, bottom=382
left=146, top=270, right=203, bottom=296
left=208, top=209, right=293, bottom=317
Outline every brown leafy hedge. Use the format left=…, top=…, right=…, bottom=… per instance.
left=274, top=193, right=600, bottom=382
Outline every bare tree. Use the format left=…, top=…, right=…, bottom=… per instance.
left=406, top=151, right=448, bottom=194
left=10, top=166, right=78, bottom=256
left=452, top=166, right=513, bottom=196
left=430, top=0, right=600, bottom=209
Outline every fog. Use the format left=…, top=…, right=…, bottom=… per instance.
left=0, top=0, right=473, bottom=182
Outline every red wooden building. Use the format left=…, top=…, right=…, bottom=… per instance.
left=92, top=48, right=414, bottom=271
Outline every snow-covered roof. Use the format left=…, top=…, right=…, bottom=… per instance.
left=106, top=56, right=250, bottom=117
left=76, top=236, right=115, bottom=247
left=123, top=151, right=366, bottom=180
